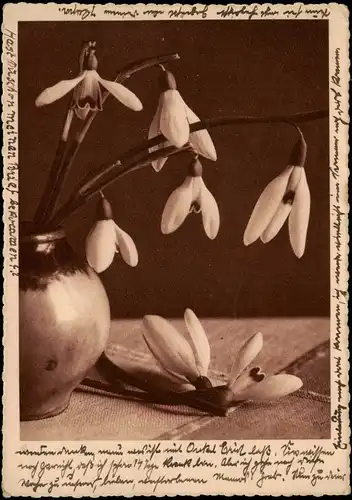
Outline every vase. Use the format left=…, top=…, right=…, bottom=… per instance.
left=19, top=223, right=111, bottom=421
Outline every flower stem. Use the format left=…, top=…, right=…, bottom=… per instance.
left=33, top=106, right=74, bottom=224
left=36, top=138, right=81, bottom=224
left=34, top=52, right=180, bottom=225
left=92, top=353, right=228, bottom=416
left=48, top=108, right=328, bottom=228
left=48, top=144, right=191, bottom=227
left=122, top=110, right=327, bottom=160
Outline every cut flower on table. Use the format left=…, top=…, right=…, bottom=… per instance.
left=142, top=310, right=303, bottom=408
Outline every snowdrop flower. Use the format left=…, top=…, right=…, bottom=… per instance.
left=148, top=67, right=217, bottom=171
left=243, top=134, right=310, bottom=258
left=142, top=309, right=211, bottom=389
left=35, top=41, right=142, bottom=119
left=143, top=311, right=302, bottom=403
left=228, top=332, right=303, bottom=401
left=161, top=157, right=220, bottom=239
left=86, top=193, right=138, bottom=273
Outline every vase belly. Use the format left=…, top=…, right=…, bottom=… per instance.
left=19, top=227, right=111, bottom=421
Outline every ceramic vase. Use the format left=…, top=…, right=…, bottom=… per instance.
left=19, top=224, right=111, bottom=420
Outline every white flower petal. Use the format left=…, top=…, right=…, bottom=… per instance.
left=98, top=75, right=143, bottom=111
left=143, top=315, right=199, bottom=381
left=151, top=359, right=191, bottom=385
left=143, top=333, right=190, bottom=385
left=35, top=73, right=86, bottom=107
left=289, top=169, right=311, bottom=258
left=159, top=90, right=190, bottom=148
left=184, top=309, right=211, bottom=376
left=233, top=374, right=303, bottom=401
left=229, top=332, right=263, bottom=389
left=230, top=366, right=265, bottom=395
left=73, top=71, right=102, bottom=119
left=74, top=105, right=91, bottom=120
left=151, top=153, right=168, bottom=173
left=85, top=220, right=116, bottom=273
left=183, top=103, right=217, bottom=161
left=261, top=202, right=292, bottom=243
left=148, top=107, right=160, bottom=139
left=115, top=224, right=138, bottom=267
left=243, top=166, right=294, bottom=246
left=287, top=166, right=303, bottom=191
left=148, top=105, right=167, bottom=171
left=191, top=176, right=202, bottom=201
left=199, top=179, right=220, bottom=239
left=161, top=177, right=193, bottom=234
left=190, top=131, right=217, bottom=161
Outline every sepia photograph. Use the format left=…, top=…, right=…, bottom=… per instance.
left=3, top=3, right=351, bottom=496
left=16, top=19, right=331, bottom=441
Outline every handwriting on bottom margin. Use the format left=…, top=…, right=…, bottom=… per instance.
left=15, top=441, right=347, bottom=494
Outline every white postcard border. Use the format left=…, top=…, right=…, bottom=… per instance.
left=2, top=3, right=350, bottom=496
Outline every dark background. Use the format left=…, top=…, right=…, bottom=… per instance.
left=19, top=21, right=329, bottom=318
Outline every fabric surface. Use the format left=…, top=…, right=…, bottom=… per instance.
left=169, top=341, right=330, bottom=440
left=20, top=317, right=330, bottom=441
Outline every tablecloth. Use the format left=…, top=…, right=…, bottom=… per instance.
left=21, top=317, right=330, bottom=441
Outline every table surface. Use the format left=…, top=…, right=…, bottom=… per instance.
left=21, top=317, right=330, bottom=441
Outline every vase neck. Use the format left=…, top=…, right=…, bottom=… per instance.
left=19, top=223, right=89, bottom=290
left=20, top=222, right=64, bottom=243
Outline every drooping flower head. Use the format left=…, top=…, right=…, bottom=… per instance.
left=148, top=66, right=217, bottom=171
left=161, top=156, right=220, bottom=239
left=86, top=193, right=138, bottom=273
left=244, top=132, right=310, bottom=258
left=35, top=41, right=143, bottom=119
